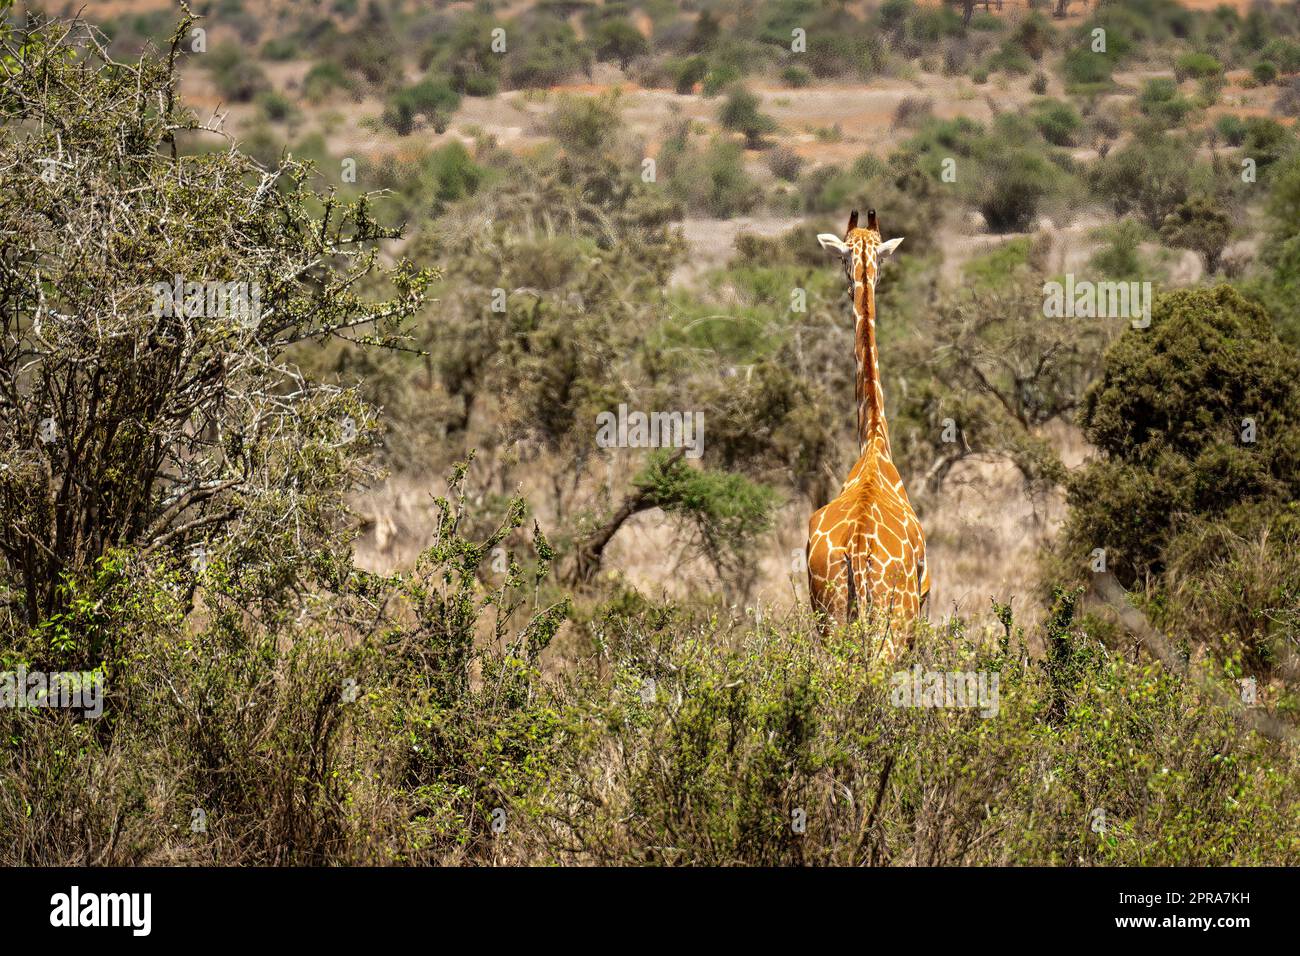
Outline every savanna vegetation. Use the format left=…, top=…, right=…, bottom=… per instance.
left=1, top=0, right=1297, bottom=865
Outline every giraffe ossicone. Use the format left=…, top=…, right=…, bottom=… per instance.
left=806, top=208, right=929, bottom=650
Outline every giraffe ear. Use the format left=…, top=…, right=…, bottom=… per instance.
left=878, top=237, right=904, bottom=257
left=817, top=233, right=850, bottom=255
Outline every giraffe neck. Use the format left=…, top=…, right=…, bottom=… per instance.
left=853, top=277, right=891, bottom=459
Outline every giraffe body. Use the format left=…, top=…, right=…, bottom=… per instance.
left=807, top=210, right=928, bottom=643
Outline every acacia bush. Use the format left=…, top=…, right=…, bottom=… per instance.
left=894, top=274, right=1113, bottom=497
left=0, top=13, right=427, bottom=636
left=1090, top=134, right=1194, bottom=229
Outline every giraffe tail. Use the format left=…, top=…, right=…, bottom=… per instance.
left=844, top=552, right=858, bottom=622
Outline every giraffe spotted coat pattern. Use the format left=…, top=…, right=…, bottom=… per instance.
left=806, top=210, right=929, bottom=639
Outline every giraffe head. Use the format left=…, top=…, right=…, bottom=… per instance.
left=817, top=209, right=904, bottom=291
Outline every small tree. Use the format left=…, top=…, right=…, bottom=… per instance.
left=1091, top=136, right=1192, bottom=230
left=593, top=18, right=649, bottom=70
left=718, top=85, right=778, bottom=149
left=895, top=278, right=1106, bottom=496
left=1159, top=196, right=1231, bottom=274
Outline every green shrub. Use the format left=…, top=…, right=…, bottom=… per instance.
left=988, top=42, right=1035, bottom=76
left=507, top=18, right=590, bottom=88
left=303, top=60, right=355, bottom=102
left=546, top=92, right=624, bottom=156
left=1088, top=218, right=1150, bottom=280
left=673, top=55, right=709, bottom=93
left=780, top=65, right=812, bottom=88
left=765, top=145, right=803, bottom=181
left=1253, top=60, right=1278, bottom=85
left=1138, top=77, right=1195, bottom=127
left=1174, top=51, right=1222, bottom=81
left=1031, top=99, right=1082, bottom=146
left=382, top=77, right=461, bottom=136
left=534, top=591, right=1300, bottom=865
left=1277, top=77, right=1300, bottom=118
left=1216, top=113, right=1248, bottom=147
left=1241, top=117, right=1294, bottom=169
left=373, top=141, right=488, bottom=217
left=1061, top=286, right=1300, bottom=588
left=1090, top=135, right=1193, bottom=229
left=702, top=63, right=742, bottom=96
left=978, top=148, right=1057, bottom=232
left=255, top=89, right=296, bottom=123
left=663, top=137, right=762, bottom=217
left=592, top=17, right=649, bottom=69
left=1061, top=47, right=1111, bottom=90
left=1162, top=506, right=1300, bottom=673
left=420, top=11, right=504, bottom=95
left=202, top=43, right=270, bottom=102
left=1253, top=152, right=1300, bottom=343
left=0, top=10, right=428, bottom=633
left=718, top=85, right=778, bottom=148
left=260, top=37, right=299, bottom=61
left=336, top=32, right=400, bottom=86
left=1158, top=195, right=1231, bottom=273
left=1261, top=37, right=1300, bottom=73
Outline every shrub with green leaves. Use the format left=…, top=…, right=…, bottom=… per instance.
left=1260, top=37, right=1300, bottom=73
left=978, top=147, right=1059, bottom=232
left=546, top=92, right=625, bottom=157
left=202, top=42, right=270, bottom=102
left=1090, top=135, right=1193, bottom=229
left=1249, top=151, right=1300, bottom=343
left=780, top=64, right=811, bottom=88
left=1059, top=286, right=1300, bottom=589
left=592, top=17, right=649, bottom=70
left=717, top=84, right=777, bottom=148
left=1174, top=51, right=1222, bottom=81
left=303, top=59, right=355, bottom=103
left=506, top=17, right=590, bottom=89
left=255, top=89, right=297, bottom=123
left=1060, top=47, right=1112, bottom=91
left=1138, top=77, right=1195, bottom=127
left=382, top=76, right=460, bottom=135
left=1159, top=195, right=1231, bottom=273
left=1215, top=113, right=1248, bottom=147
left=1252, top=60, right=1278, bottom=86
left=0, top=13, right=429, bottom=633
left=419, top=11, right=503, bottom=96
left=661, top=135, right=761, bottom=217
left=1030, top=99, right=1082, bottom=147
left=1241, top=117, right=1294, bottom=171
left=532, top=590, right=1300, bottom=865
left=672, top=54, right=709, bottom=93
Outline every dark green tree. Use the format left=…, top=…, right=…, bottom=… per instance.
left=1059, top=286, right=1300, bottom=588
left=1159, top=195, right=1232, bottom=274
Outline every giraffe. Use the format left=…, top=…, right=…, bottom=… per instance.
left=806, top=209, right=929, bottom=645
